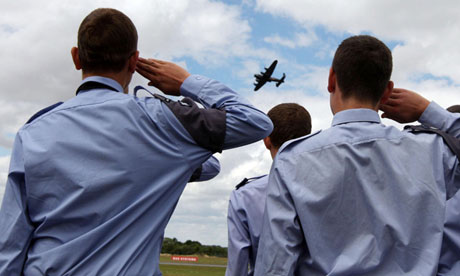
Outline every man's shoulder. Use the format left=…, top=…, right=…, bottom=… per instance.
left=25, top=102, right=64, bottom=125
left=278, top=130, right=323, bottom=155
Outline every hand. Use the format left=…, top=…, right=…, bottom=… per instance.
left=136, top=57, right=191, bottom=96
left=379, top=88, right=430, bottom=123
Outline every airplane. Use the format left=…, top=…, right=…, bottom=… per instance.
left=254, top=60, right=286, bottom=91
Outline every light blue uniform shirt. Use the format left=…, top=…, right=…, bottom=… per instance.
left=439, top=190, right=460, bottom=276
left=0, top=75, right=273, bottom=276
left=255, top=103, right=460, bottom=276
left=226, top=175, right=268, bottom=276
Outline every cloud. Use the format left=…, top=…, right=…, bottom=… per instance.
left=255, top=0, right=460, bottom=85
left=264, top=31, right=318, bottom=49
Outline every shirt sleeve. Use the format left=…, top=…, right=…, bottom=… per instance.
left=254, top=158, right=305, bottom=276
left=0, top=134, right=34, bottom=275
left=181, top=75, right=273, bottom=150
left=226, top=191, right=250, bottom=276
left=419, top=101, right=460, bottom=137
left=418, top=101, right=460, bottom=198
left=189, top=155, right=220, bottom=182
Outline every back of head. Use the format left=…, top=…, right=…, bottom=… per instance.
left=78, top=8, right=138, bottom=74
left=332, top=35, right=392, bottom=105
left=447, top=105, right=460, bottom=113
left=268, top=103, right=312, bottom=148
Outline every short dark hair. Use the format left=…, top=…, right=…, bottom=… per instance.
left=447, top=105, right=460, bottom=113
left=332, top=35, right=392, bottom=105
left=77, top=8, right=138, bottom=73
left=267, top=103, right=312, bottom=148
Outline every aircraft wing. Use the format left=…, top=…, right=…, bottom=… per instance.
left=254, top=79, right=267, bottom=91
left=264, top=60, right=278, bottom=78
left=253, top=60, right=278, bottom=91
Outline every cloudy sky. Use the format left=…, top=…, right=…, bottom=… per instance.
left=1, top=0, right=460, bottom=247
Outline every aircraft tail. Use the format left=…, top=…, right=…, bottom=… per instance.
left=276, top=73, right=286, bottom=87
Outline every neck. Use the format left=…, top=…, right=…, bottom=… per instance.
left=82, top=71, right=130, bottom=93
left=334, top=98, right=377, bottom=114
left=331, top=88, right=378, bottom=114
left=270, top=147, right=279, bottom=160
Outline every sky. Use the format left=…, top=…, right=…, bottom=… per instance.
left=1, top=0, right=460, bottom=247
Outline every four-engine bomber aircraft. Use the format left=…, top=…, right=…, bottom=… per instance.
left=254, top=60, right=286, bottom=91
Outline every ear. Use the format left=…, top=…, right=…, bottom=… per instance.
left=327, top=67, right=336, bottom=93
left=263, top=137, right=272, bottom=151
left=380, top=81, right=394, bottom=104
left=71, top=47, right=82, bottom=70
left=128, top=51, right=139, bottom=73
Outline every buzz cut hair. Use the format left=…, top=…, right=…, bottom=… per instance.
left=77, top=8, right=138, bottom=73
left=332, top=35, right=392, bottom=105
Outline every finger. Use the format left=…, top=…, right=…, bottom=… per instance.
left=381, top=97, right=399, bottom=107
left=136, top=67, right=157, bottom=80
left=137, top=58, right=160, bottom=69
left=379, top=103, right=396, bottom=114
left=147, top=58, right=167, bottom=65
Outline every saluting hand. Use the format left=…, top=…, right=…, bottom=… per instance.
left=379, top=88, right=430, bottom=123
left=136, top=57, right=191, bottom=96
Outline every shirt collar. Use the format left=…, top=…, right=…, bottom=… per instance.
left=78, top=76, right=124, bottom=94
left=331, top=108, right=381, bottom=127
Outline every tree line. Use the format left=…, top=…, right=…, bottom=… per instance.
left=161, top=237, right=228, bottom=258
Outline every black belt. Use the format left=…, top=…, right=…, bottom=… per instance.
left=76, top=81, right=119, bottom=95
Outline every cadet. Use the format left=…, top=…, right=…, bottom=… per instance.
left=226, top=103, right=312, bottom=276
left=255, top=35, right=460, bottom=276
left=438, top=104, right=460, bottom=276
left=0, top=8, right=273, bottom=275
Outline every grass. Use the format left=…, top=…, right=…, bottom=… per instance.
left=159, top=254, right=227, bottom=276
left=159, top=264, right=225, bottom=276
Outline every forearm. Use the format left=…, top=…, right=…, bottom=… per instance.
left=181, top=75, right=273, bottom=150
left=419, top=101, right=460, bottom=137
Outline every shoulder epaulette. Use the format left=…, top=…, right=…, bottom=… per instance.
left=235, top=175, right=267, bottom=190
left=26, top=102, right=63, bottom=124
left=279, top=130, right=322, bottom=153
left=405, top=125, right=460, bottom=160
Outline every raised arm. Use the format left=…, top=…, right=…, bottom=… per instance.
left=380, top=88, right=460, bottom=136
left=379, top=88, right=430, bottom=123
left=136, top=58, right=273, bottom=151
left=0, top=135, right=34, bottom=275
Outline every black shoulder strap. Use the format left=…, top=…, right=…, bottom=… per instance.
left=405, top=125, right=460, bottom=160
left=153, top=94, right=227, bottom=153
left=26, top=102, right=63, bottom=124
left=235, top=178, right=249, bottom=190
left=235, top=175, right=267, bottom=190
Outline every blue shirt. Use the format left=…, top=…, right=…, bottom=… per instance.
left=226, top=175, right=268, bottom=276
left=439, top=190, right=460, bottom=276
left=0, top=75, right=273, bottom=276
left=255, top=103, right=460, bottom=276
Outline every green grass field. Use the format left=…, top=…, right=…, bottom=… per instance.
left=159, top=254, right=227, bottom=276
